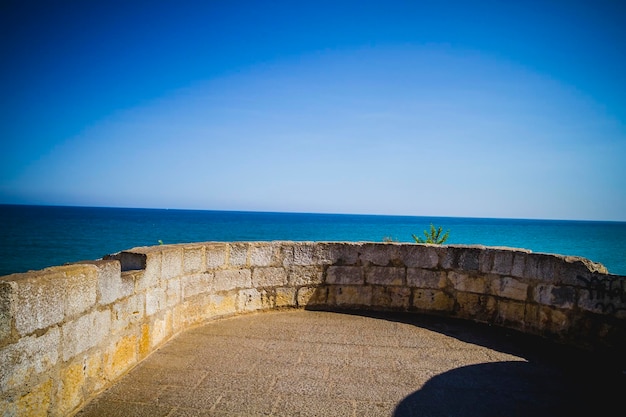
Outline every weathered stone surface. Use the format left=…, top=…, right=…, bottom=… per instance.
left=412, top=289, right=454, bottom=311
left=448, top=271, right=488, bottom=294
left=205, top=244, right=227, bottom=269
left=249, top=243, right=279, bottom=267
left=372, top=286, right=411, bottom=309
left=149, top=311, right=172, bottom=349
left=366, top=266, right=405, bottom=286
left=213, top=269, right=252, bottom=291
left=62, top=310, right=110, bottom=362
left=104, top=335, right=138, bottom=380
left=8, top=271, right=65, bottom=336
left=228, top=243, right=248, bottom=267
left=0, top=281, right=15, bottom=343
left=92, top=260, right=133, bottom=306
left=0, top=328, right=59, bottom=393
left=275, top=287, right=297, bottom=307
left=252, top=267, right=288, bottom=287
left=328, top=286, right=372, bottom=306
left=401, top=245, right=440, bottom=268
left=181, top=272, right=212, bottom=299
left=327, top=266, right=364, bottom=285
left=237, top=288, right=264, bottom=312
left=297, top=286, right=326, bottom=306
left=161, top=248, right=183, bottom=280
left=62, top=266, right=98, bottom=319
left=183, top=246, right=204, bottom=273
left=55, top=360, right=85, bottom=416
left=145, top=287, right=166, bottom=316
left=287, top=266, right=323, bottom=286
left=360, top=243, right=399, bottom=266
left=406, top=268, right=444, bottom=289
left=534, top=284, right=575, bottom=309
left=111, top=294, right=144, bottom=334
left=491, top=276, right=529, bottom=301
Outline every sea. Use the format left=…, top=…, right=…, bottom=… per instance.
left=1, top=204, right=625, bottom=277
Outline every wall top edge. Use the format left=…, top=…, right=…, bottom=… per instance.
left=2, top=241, right=621, bottom=280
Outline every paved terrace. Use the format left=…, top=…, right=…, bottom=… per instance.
left=74, top=309, right=624, bottom=417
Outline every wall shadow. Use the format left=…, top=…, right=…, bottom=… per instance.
left=305, top=306, right=625, bottom=416
left=393, top=361, right=622, bottom=417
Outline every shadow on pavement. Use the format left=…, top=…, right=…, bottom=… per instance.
left=308, top=307, right=625, bottom=417
left=393, top=360, right=621, bottom=417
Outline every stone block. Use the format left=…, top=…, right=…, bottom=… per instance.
left=165, top=278, right=181, bottom=308
left=372, top=286, right=411, bottom=309
left=359, top=243, right=399, bottom=266
left=494, top=300, right=526, bottom=328
left=161, top=248, right=183, bottom=280
left=8, top=270, right=65, bottom=336
left=326, top=266, right=364, bottom=285
left=134, top=250, right=161, bottom=291
left=328, top=286, right=372, bottom=306
left=297, top=287, right=327, bottom=307
left=206, top=293, right=237, bottom=317
left=318, top=242, right=361, bottom=266
left=229, top=243, right=248, bottom=267
left=456, top=292, right=497, bottom=321
left=291, top=243, right=316, bottom=266
left=55, top=360, right=85, bottom=416
left=491, top=276, right=529, bottom=301
left=491, top=250, right=514, bottom=275
left=406, top=268, right=445, bottom=289
left=150, top=310, right=172, bottom=349
left=237, top=288, right=264, bottom=312
left=511, top=253, right=527, bottom=278
left=275, top=287, right=297, bottom=307
left=111, top=293, right=144, bottom=334
left=15, top=378, right=52, bottom=417
left=205, top=244, right=227, bottom=269
left=61, top=310, right=110, bottom=362
left=534, top=284, right=576, bottom=309
left=365, top=266, right=405, bottom=286
left=84, top=349, right=107, bottom=393
left=412, top=289, right=454, bottom=312
left=183, top=246, right=205, bottom=273
left=0, top=327, right=59, bottom=393
left=249, top=243, right=279, bottom=266
left=401, top=245, right=440, bottom=268
left=441, top=246, right=481, bottom=272
left=535, top=306, right=570, bottom=334
left=252, top=267, right=288, bottom=287
left=0, top=281, right=15, bottom=343
left=93, top=260, right=133, bottom=306
left=287, top=266, right=324, bottom=286
left=145, top=287, right=166, bottom=316
left=61, top=265, right=98, bottom=319
left=181, top=272, right=212, bottom=299
left=448, top=271, right=488, bottom=294
left=524, top=253, right=563, bottom=284
left=213, top=269, right=252, bottom=292
left=104, top=334, right=138, bottom=380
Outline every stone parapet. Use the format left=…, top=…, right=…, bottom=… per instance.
left=0, top=241, right=624, bottom=416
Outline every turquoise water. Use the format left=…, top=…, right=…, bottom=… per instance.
left=1, top=204, right=625, bottom=276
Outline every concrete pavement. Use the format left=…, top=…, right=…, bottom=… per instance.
left=74, top=309, right=624, bottom=417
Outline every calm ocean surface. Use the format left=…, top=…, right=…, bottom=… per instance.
left=1, top=204, right=625, bottom=276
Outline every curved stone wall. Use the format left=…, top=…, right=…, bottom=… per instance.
left=1, top=241, right=625, bottom=416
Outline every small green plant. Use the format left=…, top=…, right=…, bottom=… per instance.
left=382, top=236, right=399, bottom=243
left=412, top=224, right=449, bottom=244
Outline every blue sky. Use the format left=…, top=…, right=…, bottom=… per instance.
left=1, top=0, right=625, bottom=221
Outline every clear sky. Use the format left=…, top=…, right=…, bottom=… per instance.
left=1, top=0, right=625, bottom=221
